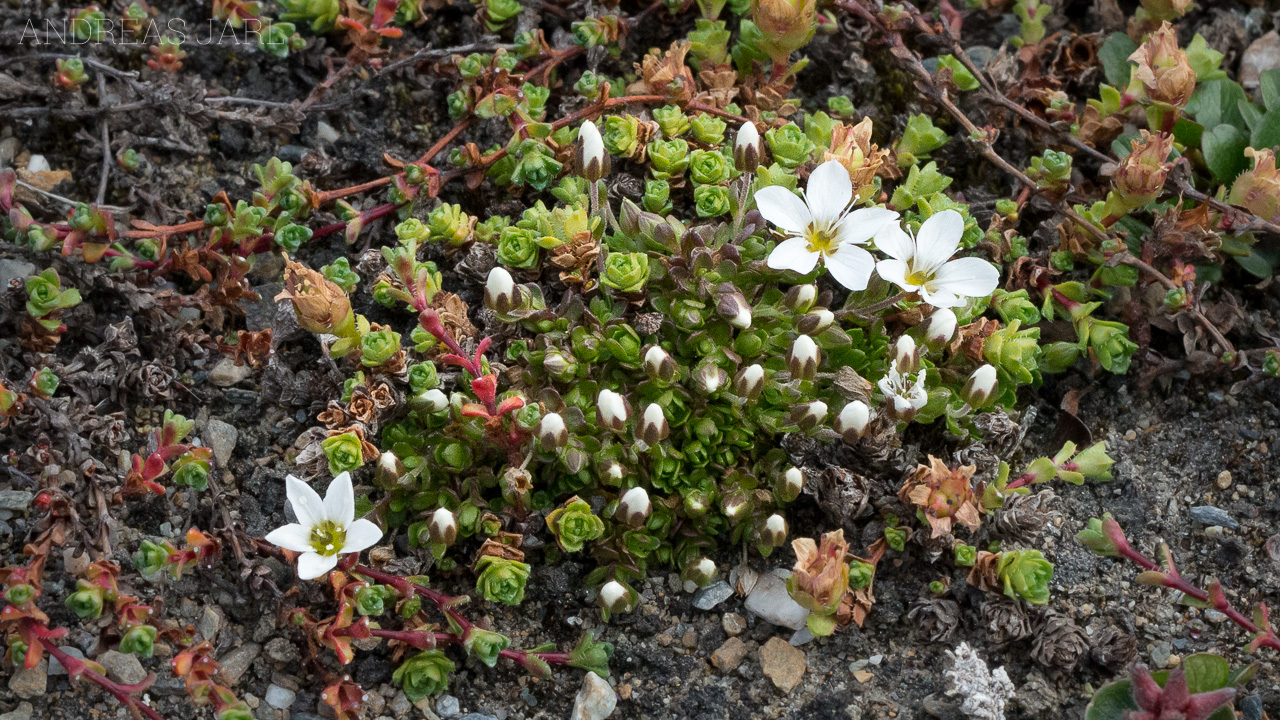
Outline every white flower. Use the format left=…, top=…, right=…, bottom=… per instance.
left=579, top=120, right=608, bottom=181
left=877, top=367, right=928, bottom=420
left=596, top=389, right=629, bottom=431
left=600, top=580, right=629, bottom=611
left=925, top=307, right=958, bottom=346
left=265, top=472, right=382, bottom=580
left=875, top=210, right=999, bottom=308
left=759, top=160, right=900, bottom=291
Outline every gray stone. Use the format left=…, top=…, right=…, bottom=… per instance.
left=316, top=121, right=340, bottom=145
left=210, top=358, right=252, bottom=387
left=47, top=646, right=85, bottom=675
left=457, top=715, right=497, bottom=720
left=692, top=581, right=734, bottom=611
left=218, top=643, right=261, bottom=686
left=0, top=702, right=33, bottom=720
left=0, top=490, right=33, bottom=511
left=0, top=259, right=35, bottom=290
left=264, top=637, right=299, bottom=663
left=744, top=572, right=808, bottom=630
left=1188, top=505, right=1238, bottom=529
left=198, top=606, right=222, bottom=643
left=435, top=695, right=461, bottom=718
left=99, top=650, right=147, bottom=685
left=570, top=672, right=617, bottom=720
left=8, top=660, right=46, bottom=699
left=205, top=419, right=239, bottom=467
left=1241, top=31, right=1280, bottom=90
left=789, top=626, right=815, bottom=646
left=265, top=684, right=297, bottom=709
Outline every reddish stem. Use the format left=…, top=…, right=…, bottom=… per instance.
left=33, top=623, right=166, bottom=720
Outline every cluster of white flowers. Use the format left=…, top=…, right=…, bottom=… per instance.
left=759, top=160, right=999, bottom=307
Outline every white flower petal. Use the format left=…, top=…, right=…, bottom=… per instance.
left=875, top=259, right=916, bottom=291
left=285, top=475, right=325, bottom=528
left=767, top=236, right=821, bottom=274
left=872, top=221, right=914, bottom=261
left=323, top=471, right=355, bottom=526
left=876, top=374, right=894, bottom=396
left=913, top=210, right=965, bottom=275
left=804, top=160, right=853, bottom=227
left=824, top=244, right=876, bottom=291
left=928, top=257, right=1000, bottom=300
left=297, top=552, right=338, bottom=580
left=919, top=287, right=963, bottom=308
left=265, top=523, right=313, bottom=553
left=754, top=186, right=813, bottom=235
left=341, top=518, right=383, bottom=554
left=837, top=207, right=901, bottom=247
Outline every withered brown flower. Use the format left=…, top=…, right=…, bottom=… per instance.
left=824, top=118, right=892, bottom=194
left=899, top=456, right=983, bottom=538
left=1128, top=22, right=1195, bottom=109
left=276, top=259, right=354, bottom=336
left=627, top=42, right=696, bottom=104
left=787, top=529, right=850, bottom=615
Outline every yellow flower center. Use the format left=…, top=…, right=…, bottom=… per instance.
left=310, top=520, right=347, bottom=557
left=905, top=262, right=931, bottom=287
left=805, top=226, right=839, bottom=256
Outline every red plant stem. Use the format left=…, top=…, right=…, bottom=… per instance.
left=352, top=565, right=471, bottom=630
left=364, top=619, right=572, bottom=667
left=1105, top=523, right=1280, bottom=653
left=35, top=627, right=166, bottom=720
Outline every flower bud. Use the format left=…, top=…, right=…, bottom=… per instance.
left=787, top=335, right=820, bottom=381
left=617, top=486, right=651, bottom=528
left=791, top=400, right=828, bottom=431
left=721, top=489, right=751, bottom=520
left=601, top=460, right=626, bottom=484
left=484, top=267, right=518, bottom=315
left=644, top=345, right=678, bottom=384
left=375, top=451, right=405, bottom=486
left=578, top=119, right=610, bottom=182
left=796, top=308, right=834, bottom=335
left=429, top=507, right=458, bottom=546
left=717, top=291, right=753, bottom=329
left=417, top=388, right=449, bottom=414
left=1128, top=22, right=1195, bottom=110
left=753, top=0, right=817, bottom=68
left=1112, top=130, right=1174, bottom=209
left=277, top=260, right=353, bottom=336
left=596, top=389, right=629, bottom=432
left=682, top=557, right=717, bottom=588
left=599, top=579, right=632, bottom=614
left=693, top=364, right=728, bottom=395
left=733, top=120, right=763, bottom=173
left=762, top=513, right=788, bottom=548
left=893, top=335, right=920, bottom=374
left=925, top=308, right=957, bottom=347
left=961, top=364, right=998, bottom=407
left=833, top=400, right=871, bottom=443
left=638, top=403, right=669, bottom=444
left=542, top=348, right=577, bottom=381
left=779, top=467, right=805, bottom=503
left=785, top=284, right=818, bottom=313
left=538, top=412, right=568, bottom=450
left=733, top=364, right=766, bottom=401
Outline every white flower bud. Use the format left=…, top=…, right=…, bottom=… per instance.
left=603, top=461, right=626, bottom=483
left=776, top=466, right=804, bottom=502
left=579, top=120, right=609, bottom=182
left=543, top=348, right=572, bottom=378
left=538, top=412, right=568, bottom=450
left=791, top=400, right=828, bottom=431
left=484, top=266, right=518, bottom=315
left=717, top=291, right=753, bottom=329
left=763, top=513, right=788, bottom=547
left=787, top=335, right=820, bottom=381
left=894, top=334, right=920, bottom=374
left=618, top=486, right=651, bottom=528
left=428, top=507, right=457, bottom=546
left=734, top=120, right=762, bottom=172
left=422, top=388, right=449, bottom=413
left=734, top=364, right=766, bottom=401
left=682, top=556, right=717, bottom=588
left=834, top=400, right=872, bottom=443
left=638, top=402, right=669, bottom=444
left=375, top=451, right=405, bottom=486
left=694, top=364, right=728, bottom=395
left=785, top=284, right=818, bottom=313
left=599, top=580, right=631, bottom=613
left=925, top=308, right=957, bottom=347
left=643, top=345, right=677, bottom=383
left=596, top=389, right=629, bottom=432
left=721, top=490, right=750, bottom=519
left=961, top=364, right=999, bottom=407
left=797, top=308, right=834, bottom=335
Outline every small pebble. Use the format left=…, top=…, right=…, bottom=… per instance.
left=721, top=612, right=746, bottom=637
left=1216, top=471, right=1232, bottom=489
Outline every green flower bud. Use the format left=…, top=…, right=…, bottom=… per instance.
left=601, top=252, right=650, bottom=293
left=321, top=432, right=366, bottom=475
left=996, top=549, right=1053, bottom=605
left=497, top=226, right=541, bottom=269
left=360, top=329, right=402, bottom=367
left=133, top=540, right=172, bottom=576
left=32, top=368, right=59, bottom=398
left=118, top=624, right=158, bottom=658
left=648, top=139, right=690, bottom=180
left=764, top=123, right=815, bottom=169
left=1040, top=341, right=1082, bottom=374
left=321, top=257, right=361, bottom=293
left=3, top=584, right=35, bottom=606
left=427, top=204, right=472, bottom=246
left=893, top=114, right=949, bottom=168
left=883, top=525, right=906, bottom=552
left=1075, top=516, right=1121, bottom=557
left=848, top=559, right=874, bottom=590
left=653, top=105, right=691, bottom=138
left=603, top=115, right=644, bottom=158
left=690, top=114, right=728, bottom=146
left=396, top=218, right=429, bottom=245
left=694, top=184, right=732, bottom=217
left=172, top=455, right=210, bottom=491
left=1082, top=319, right=1138, bottom=374
left=475, top=556, right=531, bottom=606
left=408, top=362, right=440, bottom=393
left=954, top=543, right=977, bottom=567
left=463, top=627, right=511, bottom=668
left=545, top=497, right=606, bottom=552
left=393, top=650, right=456, bottom=702
left=66, top=584, right=104, bottom=619
left=990, top=289, right=1041, bottom=326
left=688, top=149, right=733, bottom=185
left=25, top=269, right=81, bottom=319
